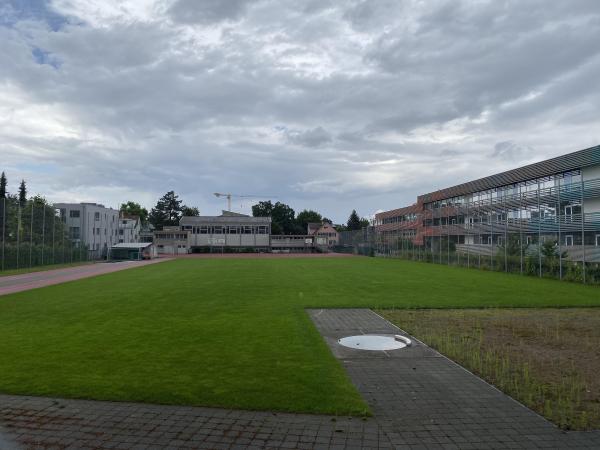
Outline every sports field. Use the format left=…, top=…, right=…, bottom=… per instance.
left=1, top=256, right=599, bottom=415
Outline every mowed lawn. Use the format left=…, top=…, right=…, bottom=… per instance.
left=0, top=257, right=599, bottom=415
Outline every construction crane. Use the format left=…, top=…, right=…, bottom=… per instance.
left=213, top=193, right=276, bottom=212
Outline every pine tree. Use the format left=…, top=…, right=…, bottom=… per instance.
left=346, top=209, right=362, bottom=230
left=18, top=179, right=27, bottom=207
left=148, top=191, right=183, bottom=230
left=0, top=172, right=6, bottom=199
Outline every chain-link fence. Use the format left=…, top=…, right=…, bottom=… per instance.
left=0, top=196, right=93, bottom=273
left=338, top=174, right=600, bottom=285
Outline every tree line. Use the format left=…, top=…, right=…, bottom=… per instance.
left=142, top=190, right=371, bottom=234
left=252, top=200, right=370, bottom=235
left=0, top=172, right=86, bottom=270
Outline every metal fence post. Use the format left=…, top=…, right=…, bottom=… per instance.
left=581, top=176, right=586, bottom=284
left=557, top=176, right=562, bottom=280
left=538, top=181, right=542, bottom=278
left=1, top=197, right=5, bottom=272
left=29, top=201, right=34, bottom=268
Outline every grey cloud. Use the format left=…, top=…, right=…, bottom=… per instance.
left=491, top=141, right=534, bottom=161
left=283, top=126, right=332, bottom=147
left=168, top=0, right=254, bottom=24
left=1, top=0, right=599, bottom=222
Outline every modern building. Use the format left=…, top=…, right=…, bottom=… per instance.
left=54, top=202, right=120, bottom=258
left=374, top=145, right=600, bottom=276
left=118, top=215, right=141, bottom=243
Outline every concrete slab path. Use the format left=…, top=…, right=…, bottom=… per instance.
left=0, top=259, right=171, bottom=296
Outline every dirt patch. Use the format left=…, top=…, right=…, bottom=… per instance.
left=379, top=308, right=600, bottom=430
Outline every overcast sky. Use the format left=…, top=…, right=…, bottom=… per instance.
left=1, top=0, right=599, bottom=222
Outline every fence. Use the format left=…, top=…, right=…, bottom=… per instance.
left=0, top=196, right=94, bottom=273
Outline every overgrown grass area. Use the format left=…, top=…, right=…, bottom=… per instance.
left=380, top=308, right=600, bottom=430
left=0, top=261, right=94, bottom=277
left=1, top=257, right=599, bottom=415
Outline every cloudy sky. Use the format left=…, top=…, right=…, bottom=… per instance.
left=1, top=0, right=599, bottom=222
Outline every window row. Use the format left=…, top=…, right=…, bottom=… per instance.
left=182, top=225, right=270, bottom=235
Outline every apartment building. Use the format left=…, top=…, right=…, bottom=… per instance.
left=307, top=221, right=340, bottom=248
left=118, top=216, right=141, bottom=243
left=54, top=202, right=120, bottom=258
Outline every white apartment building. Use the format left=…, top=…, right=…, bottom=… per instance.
left=118, top=216, right=141, bottom=243
left=54, top=202, right=120, bottom=258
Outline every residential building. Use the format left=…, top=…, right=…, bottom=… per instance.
left=308, top=221, right=339, bottom=249
left=118, top=215, right=141, bottom=243
left=54, top=202, right=120, bottom=258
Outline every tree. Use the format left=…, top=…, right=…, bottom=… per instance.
left=359, top=217, right=371, bottom=228
left=120, top=201, right=148, bottom=224
left=18, top=179, right=27, bottom=207
left=346, top=210, right=362, bottom=230
left=252, top=200, right=299, bottom=234
left=148, top=191, right=183, bottom=230
left=296, top=209, right=322, bottom=232
left=0, top=172, right=6, bottom=199
left=181, top=206, right=200, bottom=217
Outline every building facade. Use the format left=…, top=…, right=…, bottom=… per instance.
left=54, top=202, right=120, bottom=258
left=307, top=221, right=340, bottom=249
left=374, top=145, right=600, bottom=281
left=118, top=216, right=141, bottom=243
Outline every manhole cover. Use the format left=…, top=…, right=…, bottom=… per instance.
left=337, top=334, right=411, bottom=351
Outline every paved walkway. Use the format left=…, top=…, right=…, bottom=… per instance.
left=0, top=259, right=170, bottom=296
left=1, top=309, right=599, bottom=449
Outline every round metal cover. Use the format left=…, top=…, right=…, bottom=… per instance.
left=337, top=335, right=407, bottom=351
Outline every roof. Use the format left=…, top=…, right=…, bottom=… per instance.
left=180, top=215, right=271, bottom=225
left=375, top=203, right=419, bottom=219
left=307, top=222, right=321, bottom=234
left=111, top=243, right=153, bottom=249
left=418, top=144, right=600, bottom=203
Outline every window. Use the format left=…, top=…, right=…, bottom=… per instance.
left=69, top=210, right=80, bottom=218
left=526, top=236, right=533, bottom=245
left=497, top=236, right=503, bottom=246
left=119, top=229, right=124, bottom=235
left=213, top=226, right=223, bottom=234
left=565, top=235, right=574, bottom=246
left=200, top=226, right=209, bottom=234
left=95, top=212, right=100, bottom=221
left=487, top=236, right=492, bottom=245
left=596, top=235, right=600, bottom=247
left=69, top=227, right=80, bottom=239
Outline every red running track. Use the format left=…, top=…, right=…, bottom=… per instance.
left=0, top=259, right=172, bottom=297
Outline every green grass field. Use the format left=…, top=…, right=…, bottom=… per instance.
left=1, top=257, right=599, bottom=415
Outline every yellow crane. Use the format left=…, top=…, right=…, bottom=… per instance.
left=213, top=193, right=276, bottom=212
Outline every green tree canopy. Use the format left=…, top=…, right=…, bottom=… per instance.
left=296, top=209, right=322, bottom=233
left=148, top=191, right=183, bottom=230
left=120, top=201, right=149, bottom=224
left=252, top=200, right=299, bottom=234
left=182, top=206, right=200, bottom=217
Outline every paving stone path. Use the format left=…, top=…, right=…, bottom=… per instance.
left=1, top=308, right=599, bottom=449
